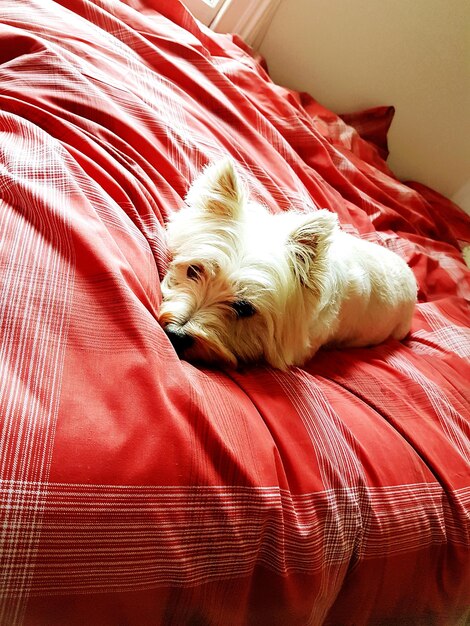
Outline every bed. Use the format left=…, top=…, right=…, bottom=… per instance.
left=1, top=1, right=469, bottom=624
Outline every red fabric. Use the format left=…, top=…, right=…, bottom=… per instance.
left=1, top=1, right=469, bottom=625
left=340, top=105, right=395, bottom=160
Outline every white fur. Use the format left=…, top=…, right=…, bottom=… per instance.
left=159, top=159, right=417, bottom=369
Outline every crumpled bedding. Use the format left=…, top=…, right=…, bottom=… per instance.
left=0, top=1, right=469, bottom=624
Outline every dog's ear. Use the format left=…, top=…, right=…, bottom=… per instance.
left=287, top=209, right=338, bottom=288
left=186, top=159, right=246, bottom=219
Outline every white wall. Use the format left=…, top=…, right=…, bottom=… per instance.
left=258, top=0, right=470, bottom=202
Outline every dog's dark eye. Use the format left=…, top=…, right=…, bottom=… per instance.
left=232, top=300, right=256, bottom=318
left=186, top=264, right=203, bottom=280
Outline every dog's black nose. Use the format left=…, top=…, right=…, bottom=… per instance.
left=164, top=325, right=194, bottom=355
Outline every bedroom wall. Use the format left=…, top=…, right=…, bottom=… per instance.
left=258, top=0, right=469, bottom=207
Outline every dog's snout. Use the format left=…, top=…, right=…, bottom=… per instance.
left=164, top=324, right=194, bottom=355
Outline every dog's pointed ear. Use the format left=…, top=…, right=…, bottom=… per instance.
left=287, top=209, right=338, bottom=288
left=186, top=159, right=246, bottom=219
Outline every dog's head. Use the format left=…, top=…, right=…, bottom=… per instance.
left=159, top=159, right=338, bottom=369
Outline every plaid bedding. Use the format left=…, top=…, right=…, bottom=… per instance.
left=0, top=1, right=469, bottom=624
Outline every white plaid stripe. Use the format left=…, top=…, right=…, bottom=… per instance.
left=270, top=369, right=370, bottom=624
left=383, top=351, right=470, bottom=463
left=0, top=117, right=75, bottom=625
left=413, top=302, right=470, bottom=359
left=1, top=481, right=467, bottom=598
left=273, top=370, right=367, bottom=489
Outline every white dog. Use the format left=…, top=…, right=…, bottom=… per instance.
left=159, top=160, right=417, bottom=369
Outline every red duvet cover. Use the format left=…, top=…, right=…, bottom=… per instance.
left=1, top=1, right=469, bottom=624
